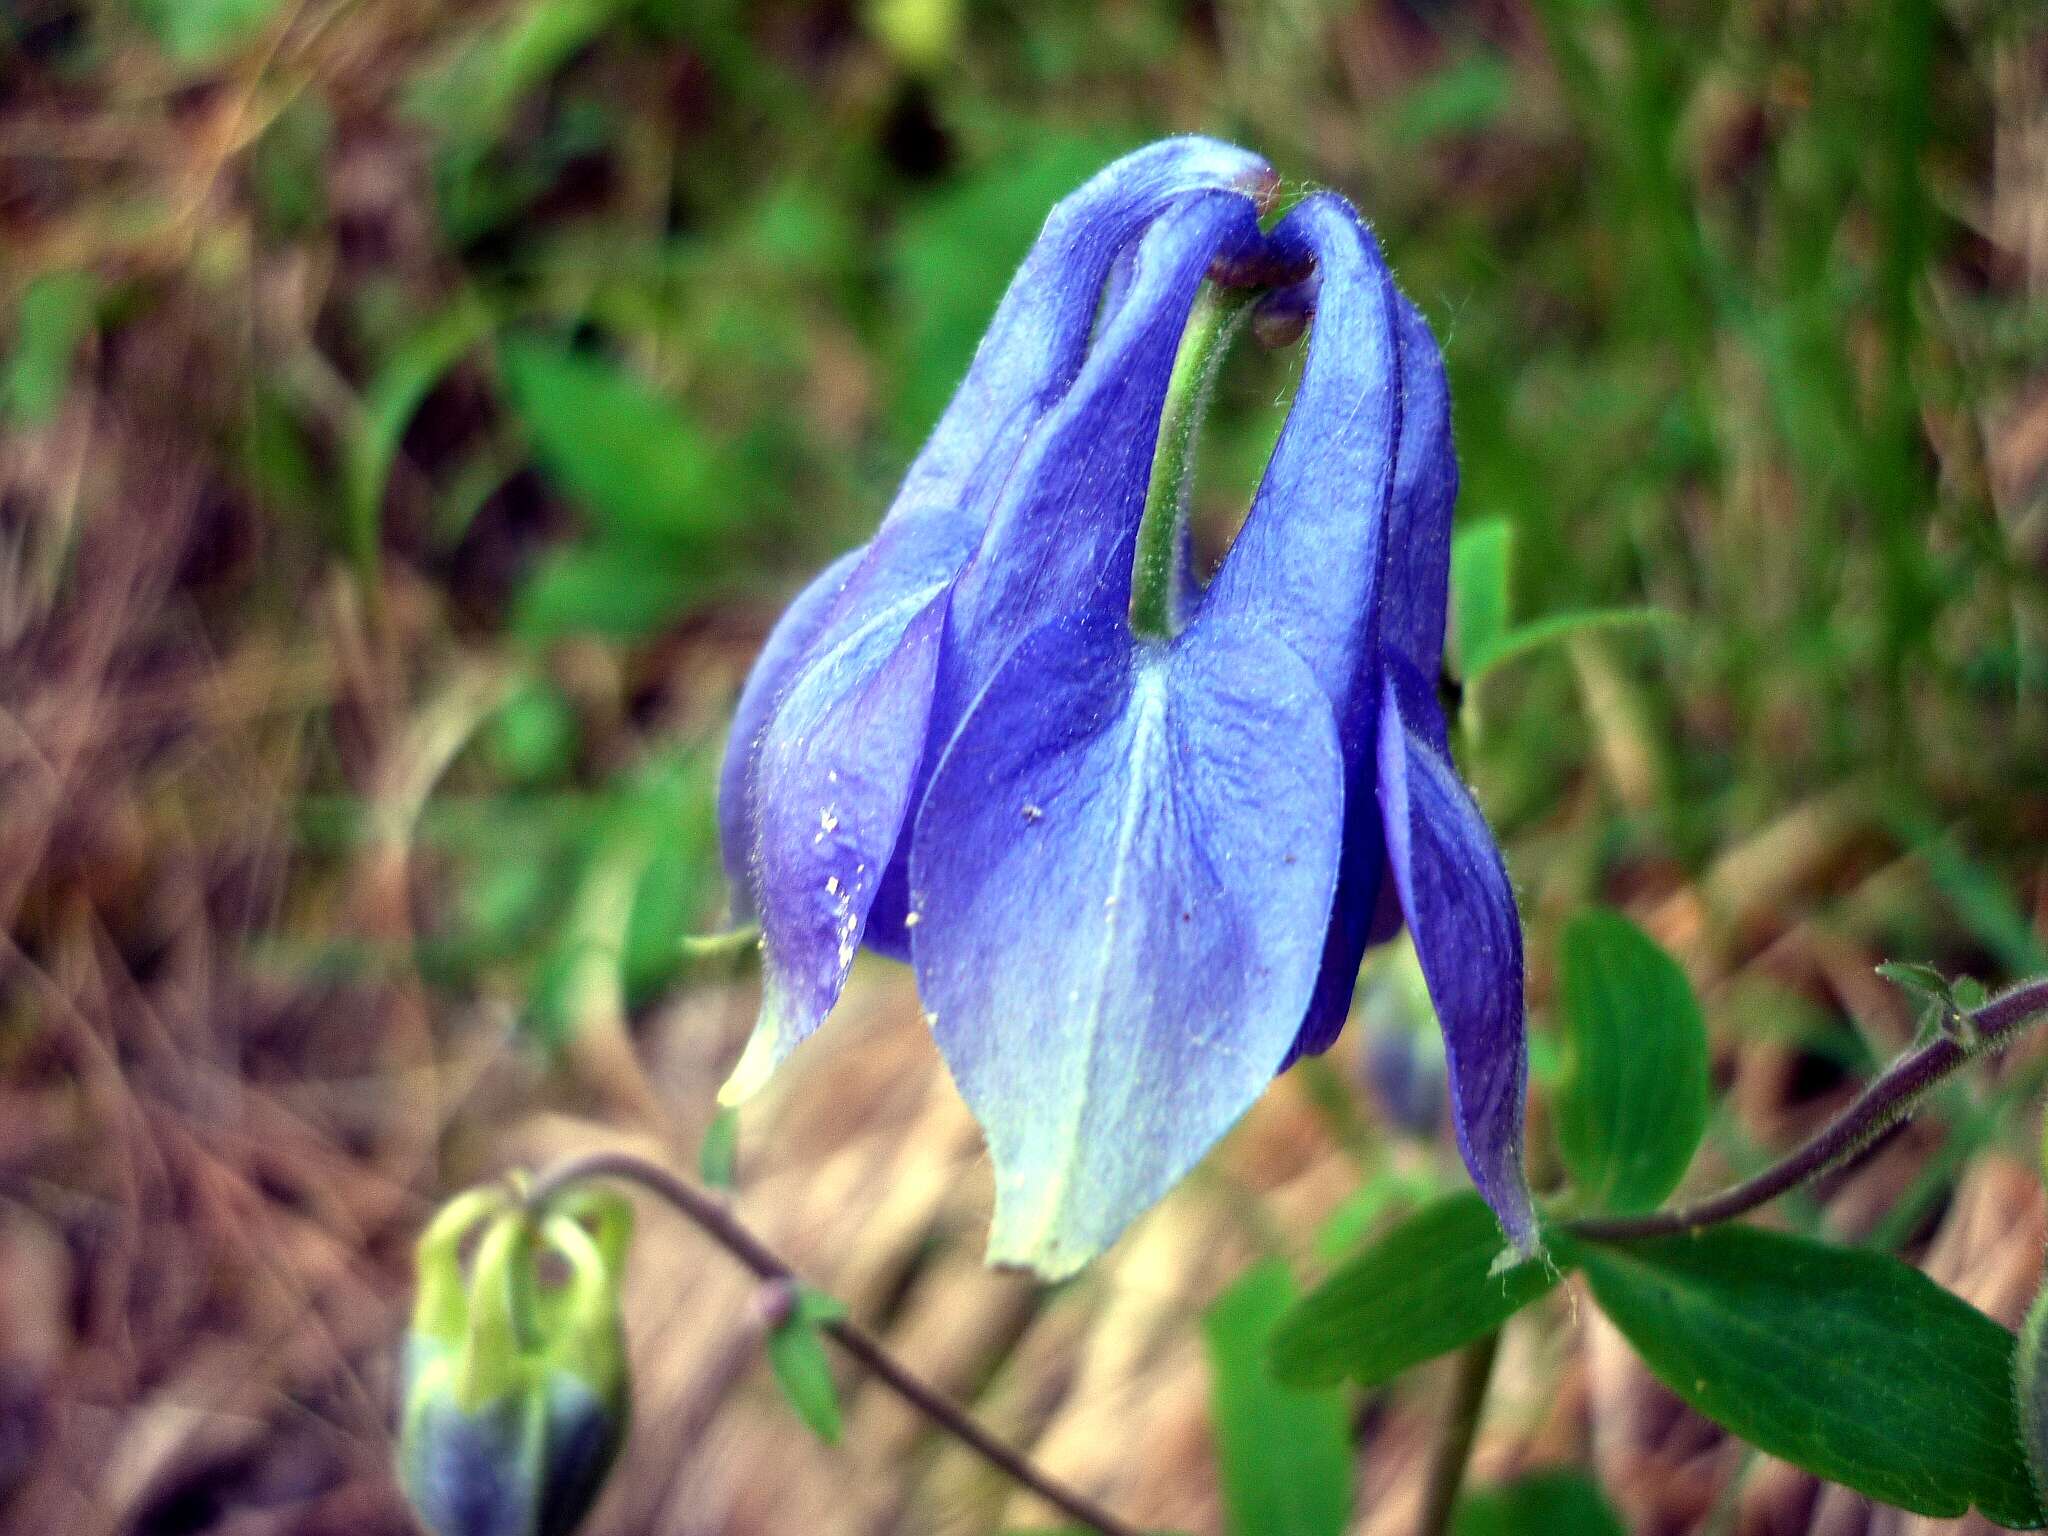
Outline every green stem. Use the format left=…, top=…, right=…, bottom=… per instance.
left=1417, top=1330, right=1501, bottom=1536
left=1564, top=973, right=2048, bottom=1243
left=1129, top=286, right=1252, bottom=642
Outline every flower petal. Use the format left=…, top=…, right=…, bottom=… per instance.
left=939, top=188, right=1269, bottom=723
left=719, top=586, right=949, bottom=1104
left=1192, top=193, right=1402, bottom=701
left=1186, top=193, right=1406, bottom=1062
left=898, top=137, right=1273, bottom=530
left=910, top=613, right=1344, bottom=1277
left=1289, top=295, right=1461, bottom=1058
left=1376, top=297, right=1458, bottom=685
left=1375, top=658, right=1540, bottom=1257
left=870, top=180, right=1264, bottom=962
left=797, top=138, right=1281, bottom=683
left=717, top=548, right=863, bottom=921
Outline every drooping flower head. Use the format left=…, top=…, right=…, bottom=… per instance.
left=719, top=138, right=1539, bottom=1278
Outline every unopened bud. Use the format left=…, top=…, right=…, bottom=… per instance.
left=397, top=1188, right=633, bottom=1536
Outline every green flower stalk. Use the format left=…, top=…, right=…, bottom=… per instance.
left=397, top=1188, right=633, bottom=1536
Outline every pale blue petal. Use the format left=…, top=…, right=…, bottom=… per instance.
left=910, top=613, right=1344, bottom=1277
left=1287, top=295, right=1460, bottom=1058
left=898, top=136, right=1272, bottom=532
left=717, top=548, right=863, bottom=921
left=1376, top=297, right=1457, bottom=684
left=719, top=587, right=948, bottom=1102
left=1185, top=194, right=1405, bottom=1062
left=1191, top=194, right=1402, bottom=700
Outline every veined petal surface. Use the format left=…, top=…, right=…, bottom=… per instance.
left=897, top=136, right=1273, bottom=526
left=718, top=140, right=1274, bottom=1031
left=1296, top=296, right=1462, bottom=1055
left=911, top=614, right=1344, bottom=1276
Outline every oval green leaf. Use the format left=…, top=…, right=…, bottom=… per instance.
left=1555, top=909, right=1708, bottom=1214
left=1270, top=1193, right=1559, bottom=1390
left=766, top=1287, right=848, bottom=1446
left=1571, top=1225, right=2045, bottom=1527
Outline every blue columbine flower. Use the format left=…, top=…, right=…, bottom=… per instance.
left=718, top=139, right=1538, bottom=1278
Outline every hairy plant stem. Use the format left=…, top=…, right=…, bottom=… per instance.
left=523, top=1148, right=1143, bottom=1536
left=1128, top=285, right=1253, bottom=642
left=1417, top=1330, right=1500, bottom=1536
left=1564, top=973, right=2048, bottom=1243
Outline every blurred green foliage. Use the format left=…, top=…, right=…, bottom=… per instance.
left=1202, top=1259, right=1352, bottom=1536
left=129, top=0, right=285, bottom=63
left=2, top=271, right=97, bottom=426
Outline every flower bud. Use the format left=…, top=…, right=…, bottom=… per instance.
left=397, top=1189, right=632, bottom=1536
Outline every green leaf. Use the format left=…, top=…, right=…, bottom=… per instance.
left=1467, top=606, right=1678, bottom=679
left=1555, top=910, right=1709, bottom=1214
left=1312, top=1167, right=1437, bottom=1263
left=346, top=300, right=495, bottom=592
left=1391, top=54, right=1515, bottom=144
left=1570, top=1226, right=2045, bottom=1527
left=1876, top=959, right=1959, bottom=1006
left=405, top=0, right=631, bottom=151
left=1454, top=1469, right=1625, bottom=1536
left=766, top=1288, right=847, bottom=1445
left=698, top=1108, right=739, bottom=1191
left=3, top=271, right=97, bottom=427
left=1448, top=519, right=1676, bottom=684
left=1270, top=1193, right=1559, bottom=1390
left=1203, top=1261, right=1352, bottom=1536
left=130, top=0, right=285, bottom=62
left=512, top=540, right=699, bottom=641
left=498, top=338, right=760, bottom=558
left=1449, top=521, right=1514, bottom=683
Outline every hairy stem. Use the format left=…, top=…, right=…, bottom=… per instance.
left=1564, top=973, right=2048, bottom=1243
left=524, top=1148, right=1142, bottom=1536
left=1128, top=285, right=1252, bottom=643
left=1417, top=1330, right=1500, bottom=1536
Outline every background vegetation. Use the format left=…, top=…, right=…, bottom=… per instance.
left=2, top=0, right=2044, bottom=1532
